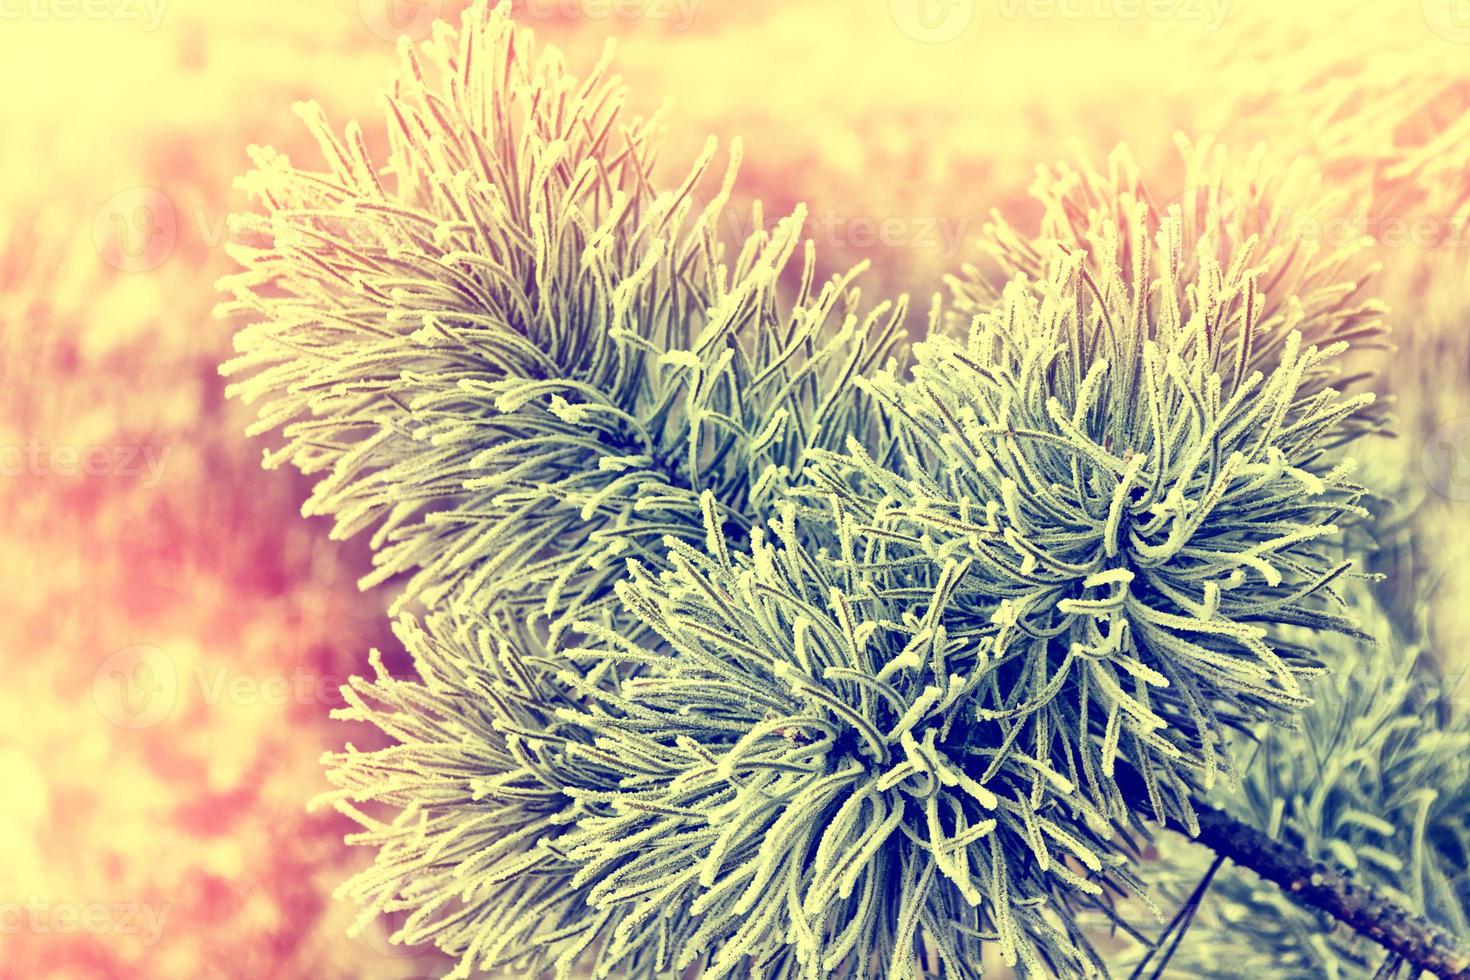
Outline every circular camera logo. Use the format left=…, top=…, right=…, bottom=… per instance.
left=1424, top=0, right=1470, bottom=43
left=356, top=907, right=433, bottom=961
left=1423, top=416, right=1470, bottom=501
left=92, top=645, right=177, bottom=730
left=360, top=0, right=444, bottom=43
left=890, top=0, right=974, bottom=42
left=92, top=188, right=177, bottom=273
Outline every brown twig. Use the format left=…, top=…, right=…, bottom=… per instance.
left=1108, top=762, right=1470, bottom=977
left=1180, top=799, right=1470, bottom=979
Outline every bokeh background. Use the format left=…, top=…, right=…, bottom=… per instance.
left=3, top=0, right=1469, bottom=976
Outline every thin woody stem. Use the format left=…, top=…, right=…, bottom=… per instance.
left=1181, top=800, right=1470, bottom=979
left=1112, top=763, right=1470, bottom=978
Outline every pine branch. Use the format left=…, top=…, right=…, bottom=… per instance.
left=1117, top=760, right=1470, bottom=979
left=223, top=4, right=1470, bottom=977
left=1190, top=801, right=1470, bottom=978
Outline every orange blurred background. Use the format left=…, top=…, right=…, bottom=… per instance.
left=3, top=1, right=1470, bottom=977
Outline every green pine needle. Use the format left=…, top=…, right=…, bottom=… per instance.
left=213, top=3, right=1442, bottom=977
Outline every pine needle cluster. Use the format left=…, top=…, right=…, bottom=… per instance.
left=950, top=138, right=1389, bottom=442
left=325, top=503, right=1147, bottom=978
left=806, top=225, right=1377, bottom=825
left=215, top=3, right=1450, bottom=977
left=217, top=3, right=903, bottom=628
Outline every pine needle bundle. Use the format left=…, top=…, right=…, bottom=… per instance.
left=557, top=500, right=1144, bottom=979
left=322, top=500, right=1146, bottom=979
left=804, top=226, right=1378, bottom=832
left=217, top=2, right=904, bottom=627
left=320, top=612, right=614, bottom=978
left=951, top=137, right=1389, bottom=444
left=312, top=227, right=1382, bottom=976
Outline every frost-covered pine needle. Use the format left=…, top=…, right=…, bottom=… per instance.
left=804, top=224, right=1378, bottom=833
left=223, top=4, right=1415, bottom=978
left=323, top=501, right=1150, bottom=979
left=952, top=136, right=1389, bottom=445
left=217, top=0, right=905, bottom=628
